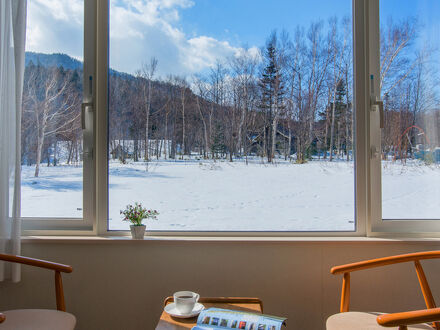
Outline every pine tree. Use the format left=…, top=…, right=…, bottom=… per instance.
left=259, top=32, right=285, bottom=163
left=329, top=80, right=348, bottom=159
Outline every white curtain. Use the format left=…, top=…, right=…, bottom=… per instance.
left=0, top=0, right=27, bottom=282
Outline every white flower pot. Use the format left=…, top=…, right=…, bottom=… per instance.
left=130, top=225, right=146, bottom=239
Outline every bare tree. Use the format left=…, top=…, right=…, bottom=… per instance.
left=327, top=16, right=350, bottom=161
left=380, top=17, right=417, bottom=96
left=23, top=65, right=81, bottom=177
left=193, top=75, right=211, bottom=158
left=137, top=57, right=158, bottom=161
left=229, top=48, right=259, bottom=160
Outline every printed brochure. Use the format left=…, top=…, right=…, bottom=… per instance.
left=192, top=308, right=286, bottom=330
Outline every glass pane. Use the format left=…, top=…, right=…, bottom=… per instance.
left=108, top=0, right=354, bottom=231
left=21, top=1, right=84, bottom=218
left=380, top=0, right=440, bottom=220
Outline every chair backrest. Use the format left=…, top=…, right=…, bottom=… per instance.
left=0, top=253, right=73, bottom=311
left=331, top=251, right=440, bottom=315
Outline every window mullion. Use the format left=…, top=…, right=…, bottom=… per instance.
left=83, top=0, right=97, bottom=230
left=353, top=0, right=370, bottom=236
left=367, top=0, right=382, bottom=235
left=96, top=0, right=110, bottom=235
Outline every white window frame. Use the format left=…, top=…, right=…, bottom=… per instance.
left=22, top=0, right=439, bottom=237
left=95, top=0, right=367, bottom=237
left=368, top=0, right=440, bottom=236
left=22, top=0, right=96, bottom=234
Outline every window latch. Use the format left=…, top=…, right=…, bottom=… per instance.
left=370, top=96, right=384, bottom=129
left=370, top=146, right=379, bottom=159
left=83, top=150, right=93, bottom=159
left=81, top=101, right=94, bottom=130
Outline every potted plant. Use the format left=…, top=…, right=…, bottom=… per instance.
left=120, top=202, right=159, bottom=239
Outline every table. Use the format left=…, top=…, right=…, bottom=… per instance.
left=155, top=297, right=263, bottom=330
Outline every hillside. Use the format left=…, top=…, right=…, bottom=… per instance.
left=25, top=52, right=82, bottom=70
left=25, top=51, right=132, bottom=79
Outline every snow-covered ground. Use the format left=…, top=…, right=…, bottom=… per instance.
left=382, top=161, right=440, bottom=220
left=21, top=164, right=83, bottom=218
left=20, top=159, right=440, bottom=231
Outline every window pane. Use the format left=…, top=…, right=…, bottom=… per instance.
left=21, top=1, right=84, bottom=218
left=380, top=0, right=440, bottom=220
left=108, top=0, right=354, bottom=231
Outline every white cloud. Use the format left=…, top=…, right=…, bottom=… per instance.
left=26, top=0, right=83, bottom=59
left=26, top=0, right=257, bottom=77
left=184, top=36, right=237, bottom=72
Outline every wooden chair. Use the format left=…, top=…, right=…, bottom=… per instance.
left=327, top=251, right=440, bottom=330
left=0, top=253, right=76, bottom=330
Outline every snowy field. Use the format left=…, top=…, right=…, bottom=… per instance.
left=21, top=159, right=440, bottom=231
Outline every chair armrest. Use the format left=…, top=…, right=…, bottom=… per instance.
left=377, top=307, right=440, bottom=327
left=0, top=313, right=5, bottom=323
left=331, top=251, right=440, bottom=274
left=0, top=254, right=72, bottom=312
left=0, top=254, right=72, bottom=273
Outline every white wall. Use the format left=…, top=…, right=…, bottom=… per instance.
left=1, top=239, right=440, bottom=329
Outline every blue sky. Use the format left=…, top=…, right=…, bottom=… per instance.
left=381, top=0, right=440, bottom=50
left=179, top=0, right=440, bottom=50
left=26, top=0, right=440, bottom=77
left=179, top=0, right=352, bottom=48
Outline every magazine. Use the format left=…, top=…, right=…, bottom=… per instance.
left=192, top=308, right=286, bottom=330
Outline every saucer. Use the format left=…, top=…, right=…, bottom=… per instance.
left=164, top=302, right=205, bottom=318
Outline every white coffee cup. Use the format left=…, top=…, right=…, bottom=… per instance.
left=173, top=291, right=200, bottom=314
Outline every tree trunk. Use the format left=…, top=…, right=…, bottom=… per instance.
left=156, top=133, right=160, bottom=160
left=53, top=141, right=58, bottom=166
left=164, top=112, right=168, bottom=160
left=209, top=107, right=213, bottom=159
left=237, top=88, right=248, bottom=157
left=46, top=145, right=50, bottom=167
left=171, top=119, right=176, bottom=159
left=262, top=127, right=267, bottom=161
left=145, top=112, right=150, bottom=161
left=181, top=97, right=185, bottom=159
left=196, top=98, right=209, bottom=159
left=134, top=137, right=139, bottom=162
left=336, top=121, right=341, bottom=159
left=158, top=138, right=163, bottom=159
left=34, top=129, right=45, bottom=177
left=329, top=100, right=336, bottom=161
left=323, top=107, right=330, bottom=159
left=271, top=115, right=279, bottom=162
left=67, top=141, right=73, bottom=164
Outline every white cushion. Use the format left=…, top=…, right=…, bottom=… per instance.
left=0, top=309, right=76, bottom=330
left=327, top=312, right=433, bottom=330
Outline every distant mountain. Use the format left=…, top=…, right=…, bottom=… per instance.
left=25, top=52, right=133, bottom=79
left=25, top=52, right=82, bottom=70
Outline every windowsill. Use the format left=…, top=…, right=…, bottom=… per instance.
left=21, top=235, right=440, bottom=244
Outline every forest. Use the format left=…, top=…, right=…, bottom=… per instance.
left=21, top=16, right=440, bottom=177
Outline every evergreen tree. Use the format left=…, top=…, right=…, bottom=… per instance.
left=329, top=80, right=349, bottom=158
left=258, top=32, right=285, bottom=163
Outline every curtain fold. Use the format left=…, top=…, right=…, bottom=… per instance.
left=0, top=0, right=27, bottom=282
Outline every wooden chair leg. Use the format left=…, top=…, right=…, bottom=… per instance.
left=340, top=272, right=350, bottom=313
left=414, top=261, right=440, bottom=330
left=55, top=271, right=66, bottom=312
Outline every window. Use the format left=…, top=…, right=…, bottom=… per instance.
left=370, top=0, right=440, bottom=233
left=107, top=0, right=355, bottom=232
left=21, top=0, right=95, bottom=230
left=19, top=0, right=440, bottom=236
